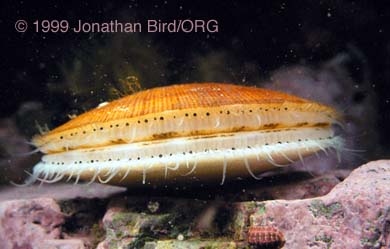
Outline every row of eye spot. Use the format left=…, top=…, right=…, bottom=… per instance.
left=59, top=107, right=294, bottom=140
left=46, top=136, right=332, bottom=165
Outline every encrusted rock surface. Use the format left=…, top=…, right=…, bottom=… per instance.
left=0, top=184, right=121, bottom=249
left=250, top=160, right=390, bottom=248
left=143, top=240, right=243, bottom=249
left=41, top=239, right=87, bottom=249
left=0, top=161, right=388, bottom=248
left=96, top=197, right=226, bottom=248
left=0, top=198, right=65, bottom=249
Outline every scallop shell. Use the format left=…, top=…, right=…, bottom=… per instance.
left=29, top=83, right=343, bottom=186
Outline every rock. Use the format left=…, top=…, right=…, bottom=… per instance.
left=0, top=184, right=119, bottom=249
left=98, top=196, right=243, bottom=248
left=249, top=160, right=390, bottom=248
left=0, top=183, right=125, bottom=202
left=99, top=197, right=209, bottom=248
left=40, top=239, right=87, bottom=249
left=96, top=241, right=108, bottom=249
left=245, top=172, right=344, bottom=201
left=1, top=161, right=388, bottom=248
left=0, top=198, right=65, bottom=249
left=144, top=240, right=243, bottom=249
left=98, top=239, right=244, bottom=249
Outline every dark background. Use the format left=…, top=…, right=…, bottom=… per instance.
left=0, top=0, right=389, bottom=149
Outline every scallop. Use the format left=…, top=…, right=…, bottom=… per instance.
left=28, top=83, right=344, bottom=186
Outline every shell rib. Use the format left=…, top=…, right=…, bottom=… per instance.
left=29, top=83, right=343, bottom=186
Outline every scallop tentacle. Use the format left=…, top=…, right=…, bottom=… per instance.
left=220, top=154, right=228, bottom=185
left=98, top=167, right=121, bottom=184
left=164, top=162, right=169, bottom=179
left=10, top=170, right=41, bottom=187
left=244, top=157, right=263, bottom=180
left=87, top=167, right=102, bottom=184
left=66, top=167, right=75, bottom=182
left=142, top=164, right=147, bottom=184
left=38, top=172, right=65, bottom=184
left=264, top=149, right=289, bottom=167
left=278, top=150, right=295, bottom=163
left=256, top=114, right=262, bottom=126
left=182, top=160, right=198, bottom=176
left=164, top=160, right=181, bottom=178
left=14, top=147, right=41, bottom=157
left=39, top=169, right=51, bottom=186
left=214, top=116, right=220, bottom=128
left=120, top=165, right=132, bottom=182
left=73, top=168, right=83, bottom=185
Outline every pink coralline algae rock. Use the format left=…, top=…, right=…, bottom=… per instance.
left=250, top=160, right=390, bottom=248
left=41, top=239, right=87, bottom=249
left=0, top=198, right=65, bottom=249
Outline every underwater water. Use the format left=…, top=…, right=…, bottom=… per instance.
left=0, top=1, right=389, bottom=248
